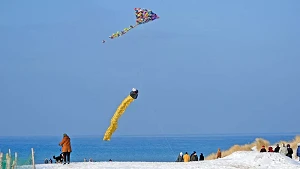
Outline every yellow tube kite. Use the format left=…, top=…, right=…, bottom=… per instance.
left=103, top=88, right=139, bottom=141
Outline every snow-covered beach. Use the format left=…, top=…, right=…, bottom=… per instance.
left=19, top=151, right=300, bottom=169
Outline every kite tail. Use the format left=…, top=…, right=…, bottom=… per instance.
left=103, top=24, right=138, bottom=43
left=103, top=95, right=134, bottom=141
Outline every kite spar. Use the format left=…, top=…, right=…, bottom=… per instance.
left=103, top=88, right=139, bottom=141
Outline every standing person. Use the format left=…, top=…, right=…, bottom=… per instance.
left=59, top=133, right=72, bottom=164
left=296, top=143, right=300, bottom=161
left=286, top=144, right=293, bottom=159
left=279, top=143, right=288, bottom=156
left=274, top=144, right=280, bottom=153
left=216, top=148, right=222, bottom=158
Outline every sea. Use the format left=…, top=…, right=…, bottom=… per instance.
left=0, top=133, right=298, bottom=165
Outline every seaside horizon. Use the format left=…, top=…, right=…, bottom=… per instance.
left=1, top=131, right=299, bottom=138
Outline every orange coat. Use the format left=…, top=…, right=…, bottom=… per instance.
left=216, top=148, right=221, bottom=158
left=183, top=154, right=190, bottom=162
left=59, top=135, right=72, bottom=152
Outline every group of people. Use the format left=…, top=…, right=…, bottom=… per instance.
left=260, top=143, right=300, bottom=160
left=175, top=151, right=205, bottom=162
left=83, top=158, right=96, bottom=162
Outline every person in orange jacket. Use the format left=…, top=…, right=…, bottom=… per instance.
left=216, top=148, right=222, bottom=158
left=59, top=133, right=72, bottom=164
left=183, top=152, right=190, bottom=162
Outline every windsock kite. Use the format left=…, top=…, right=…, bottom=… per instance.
left=103, top=88, right=139, bottom=141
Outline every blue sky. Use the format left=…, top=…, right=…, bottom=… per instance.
left=0, top=0, right=299, bottom=137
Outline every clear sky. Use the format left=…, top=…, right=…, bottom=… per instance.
left=0, top=0, right=299, bottom=137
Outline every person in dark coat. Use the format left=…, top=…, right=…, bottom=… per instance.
left=286, top=144, right=293, bottom=158
left=175, top=152, right=184, bottom=162
left=190, top=151, right=198, bottom=161
left=199, top=153, right=204, bottom=161
left=260, top=146, right=267, bottom=152
left=274, top=144, right=280, bottom=153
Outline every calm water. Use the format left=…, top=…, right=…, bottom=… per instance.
left=0, top=134, right=297, bottom=164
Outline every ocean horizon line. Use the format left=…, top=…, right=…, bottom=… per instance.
left=0, top=132, right=299, bottom=138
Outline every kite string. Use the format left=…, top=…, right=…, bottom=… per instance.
left=136, top=57, right=144, bottom=90
left=137, top=67, right=142, bottom=90
left=159, top=124, right=176, bottom=157
left=155, top=110, right=175, bottom=156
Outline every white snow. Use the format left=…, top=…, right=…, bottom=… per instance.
left=252, top=146, right=258, bottom=151
left=19, top=151, right=300, bottom=169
